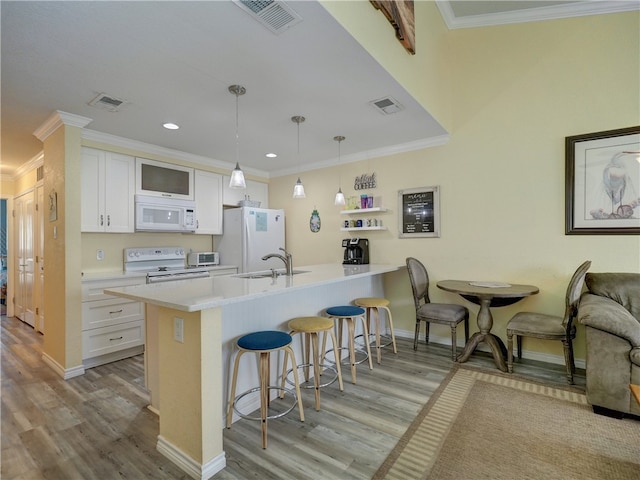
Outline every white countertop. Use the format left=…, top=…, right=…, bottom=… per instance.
left=104, top=263, right=403, bottom=312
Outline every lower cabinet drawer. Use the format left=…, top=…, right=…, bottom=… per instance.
left=82, top=298, right=143, bottom=330
left=82, top=320, right=145, bottom=360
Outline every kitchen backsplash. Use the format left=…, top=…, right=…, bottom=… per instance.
left=81, top=232, right=214, bottom=273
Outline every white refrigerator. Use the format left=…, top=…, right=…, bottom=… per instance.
left=216, top=207, right=286, bottom=273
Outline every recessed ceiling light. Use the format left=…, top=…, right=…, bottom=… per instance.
left=265, top=153, right=277, bottom=158
left=163, top=122, right=180, bottom=130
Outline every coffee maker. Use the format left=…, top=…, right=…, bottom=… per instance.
left=342, top=238, right=369, bottom=265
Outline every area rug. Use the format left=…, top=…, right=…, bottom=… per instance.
left=373, top=365, right=640, bottom=480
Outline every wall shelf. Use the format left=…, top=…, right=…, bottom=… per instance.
left=340, top=226, right=387, bottom=231
left=340, top=207, right=387, bottom=215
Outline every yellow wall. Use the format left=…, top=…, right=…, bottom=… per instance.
left=321, top=0, right=452, bottom=131
left=1, top=178, right=16, bottom=197
left=270, top=11, right=640, bottom=361
left=42, top=123, right=84, bottom=369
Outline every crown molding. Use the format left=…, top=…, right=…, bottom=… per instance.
left=269, top=133, right=450, bottom=178
left=33, top=110, right=93, bottom=141
left=13, top=151, right=44, bottom=180
left=82, top=129, right=270, bottom=178
left=437, top=1, right=639, bottom=30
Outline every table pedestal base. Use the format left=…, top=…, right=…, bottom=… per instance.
left=456, top=332, right=508, bottom=372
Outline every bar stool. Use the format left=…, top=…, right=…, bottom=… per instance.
left=226, top=330, right=305, bottom=449
left=284, top=316, right=344, bottom=411
left=324, top=306, right=373, bottom=384
left=354, top=297, right=397, bottom=364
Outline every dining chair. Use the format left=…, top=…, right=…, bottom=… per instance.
left=506, top=260, right=591, bottom=384
left=405, top=257, right=469, bottom=360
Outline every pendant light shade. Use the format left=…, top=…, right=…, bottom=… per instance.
left=293, top=177, right=306, bottom=198
left=228, top=85, right=246, bottom=189
left=229, top=162, right=245, bottom=189
left=291, top=115, right=306, bottom=198
left=334, top=135, right=346, bottom=206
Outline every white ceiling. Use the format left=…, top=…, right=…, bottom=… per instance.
left=2, top=1, right=635, bottom=179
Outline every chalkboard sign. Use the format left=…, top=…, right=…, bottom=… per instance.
left=398, top=186, right=440, bottom=238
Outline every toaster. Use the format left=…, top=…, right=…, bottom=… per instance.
left=187, top=252, right=219, bottom=266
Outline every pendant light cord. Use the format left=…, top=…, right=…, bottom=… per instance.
left=235, top=91, right=240, bottom=165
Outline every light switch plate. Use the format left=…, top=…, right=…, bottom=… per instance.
left=174, top=317, right=184, bottom=343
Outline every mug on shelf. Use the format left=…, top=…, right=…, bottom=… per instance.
left=356, top=219, right=363, bottom=228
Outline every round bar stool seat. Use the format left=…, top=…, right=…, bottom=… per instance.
left=325, top=306, right=373, bottom=384
left=354, top=297, right=397, bottom=364
left=226, top=330, right=305, bottom=449
left=284, top=316, right=344, bottom=411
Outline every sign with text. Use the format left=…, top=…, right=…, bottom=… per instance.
left=398, top=186, right=440, bottom=238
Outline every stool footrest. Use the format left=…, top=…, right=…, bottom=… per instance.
left=355, top=332, right=395, bottom=350
left=285, top=364, right=339, bottom=390
left=324, top=347, right=369, bottom=367
left=233, top=386, right=298, bottom=422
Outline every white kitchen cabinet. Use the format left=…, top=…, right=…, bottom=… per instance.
left=81, top=276, right=145, bottom=368
left=81, top=147, right=135, bottom=232
left=222, top=176, right=269, bottom=208
left=194, top=169, right=223, bottom=234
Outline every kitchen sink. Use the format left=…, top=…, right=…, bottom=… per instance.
left=233, top=269, right=309, bottom=279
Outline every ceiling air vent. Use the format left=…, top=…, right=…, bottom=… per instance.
left=88, top=93, right=127, bottom=112
left=369, top=96, right=405, bottom=115
left=233, top=0, right=302, bottom=34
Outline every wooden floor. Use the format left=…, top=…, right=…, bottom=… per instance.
left=1, top=314, right=584, bottom=480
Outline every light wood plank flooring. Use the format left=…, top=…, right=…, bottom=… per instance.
left=1, top=314, right=584, bottom=480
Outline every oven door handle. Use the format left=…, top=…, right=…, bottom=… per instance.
left=147, top=271, right=211, bottom=284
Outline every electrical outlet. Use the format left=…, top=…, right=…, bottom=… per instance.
left=174, top=317, right=184, bottom=343
left=96, top=249, right=105, bottom=261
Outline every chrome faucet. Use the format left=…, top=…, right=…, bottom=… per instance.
left=261, top=247, right=293, bottom=276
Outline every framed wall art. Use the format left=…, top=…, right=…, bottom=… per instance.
left=370, top=1, right=415, bottom=55
left=398, top=186, right=440, bottom=238
left=565, top=126, right=640, bottom=235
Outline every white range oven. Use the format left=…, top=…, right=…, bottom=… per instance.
left=124, top=247, right=211, bottom=283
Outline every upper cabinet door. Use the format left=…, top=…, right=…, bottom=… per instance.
left=81, top=147, right=135, bottom=233
left=194, top=170, right=223, bottom=235
left=81, top=148, right=105, bottom=232
left=104, top=152, right=135, bottom=232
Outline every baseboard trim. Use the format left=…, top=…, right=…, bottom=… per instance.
left=392, top=328, right=585, bottom=370
left=82, top=345, right=145, bottom=369
left=156, top=435, right=226, bottom=480
left=41, top=352, right=85, bottom=379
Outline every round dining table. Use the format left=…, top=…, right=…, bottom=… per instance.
left=437, top=280, right=539, bottom=371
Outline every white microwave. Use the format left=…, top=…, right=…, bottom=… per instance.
left=135, top=195, right=196, bottom=233
left=136, top=158, right=194, bottom=200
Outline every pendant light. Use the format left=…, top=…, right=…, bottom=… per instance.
left=334, top=135, right=346, bottom=206
left=228, top=85, right=247, bottom=189
left=291, top=115, right=306, bottom=198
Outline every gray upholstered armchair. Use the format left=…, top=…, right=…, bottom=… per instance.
left=577, top=272, right=640, bottom=417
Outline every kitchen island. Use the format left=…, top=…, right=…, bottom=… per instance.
left=105, top=263, right=402, bottom=480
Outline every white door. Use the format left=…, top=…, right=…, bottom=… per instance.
left=15, top=190, right=35, bottom=327
left=36, top=184, right=45, bottom=333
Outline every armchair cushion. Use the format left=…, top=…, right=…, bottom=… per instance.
left=585, top=272, right=640, bottom=320
left=578, top=293, right=640, bottom=348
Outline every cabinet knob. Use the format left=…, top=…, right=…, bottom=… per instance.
left=100, top=214, right=104, bottom=226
